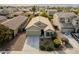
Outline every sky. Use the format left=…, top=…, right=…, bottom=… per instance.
left=0, top=4, right=79, bottom=7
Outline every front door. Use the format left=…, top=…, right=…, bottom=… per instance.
left=41, top=29, right=44, bottom=36
left=77, top=29, right=79, bottom=33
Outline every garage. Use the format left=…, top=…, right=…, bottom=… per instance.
left=26, top=36, right=40, bottom=49
left=26, top=30, right=41, bottom=36
left=26, top=25, right=41, bottom=36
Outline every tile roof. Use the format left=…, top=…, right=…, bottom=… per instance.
left=55, top=12, right=76, bottom=18
left=0, top=16, right=6, bottom=21
left=1, top=15, right=28, bottom=30
left=26, top=16, right=54, bottom=31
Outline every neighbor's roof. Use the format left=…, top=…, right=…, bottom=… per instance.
left=0, top=16, right=7, bottom=21
left=60, top=23, right=74, bottom=28
left=26, top=16, right=54, bottom=31
left=13, top=11, right=24, bottom=15
left=54, top=12, right=76, bottom=18
left=48, top=9, right=57, bottom=12
left=1, top=15, right=28, bottom=30
left=73, top=16, right=79, bottom=21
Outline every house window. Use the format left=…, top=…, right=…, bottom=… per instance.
left=67, top=19, right=70, bottom=22
left=76, top=21, right=78, bottom=24
left=46, top=32, right=49, bottom=36
left=46, top=32, right=52, bottom=36
left=60, top=18, right=65, bottom=23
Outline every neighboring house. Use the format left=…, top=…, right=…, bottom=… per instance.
left=25, top=16, right=55, bottom=38
left=7, top=8, right=18, bottom=14
left=12, top=11, right=24, bottom=16
left=1, top=15, right=28, bottom=36
left=72, top=16, right=79, bottom=32
left=34, top=11, right=40, bottom=16
left=0, top=9, right=9, bottom=16
left=0, top=16, right=7, bottom=23
left=47, top=9, right=57, bottom=16
left=52, top=12, right=77, bottom=33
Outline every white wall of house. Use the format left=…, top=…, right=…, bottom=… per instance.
left=14, top=29, right=18, bottom=36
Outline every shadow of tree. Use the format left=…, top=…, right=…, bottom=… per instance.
left=0, top=32, right=26, bottom=51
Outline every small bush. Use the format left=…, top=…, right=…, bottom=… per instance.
left=40, top=45, right=46, bottom=51
left=47, top=47, right=54, bottom=51
left=54, top=39, right=61, bottom=48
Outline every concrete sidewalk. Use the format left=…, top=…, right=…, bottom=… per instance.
left=63, top=34, right=79, bottom=48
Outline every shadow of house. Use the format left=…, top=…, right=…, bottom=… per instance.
left=65, top=42, right=73, bottom=48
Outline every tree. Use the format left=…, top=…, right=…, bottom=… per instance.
left=0, top=24, right=14, bottom=45
left=32, top=6, right=36, bottom=14
left=48, top=15, right=53, bottom=21
left=40, top=10, right=48, bottom=17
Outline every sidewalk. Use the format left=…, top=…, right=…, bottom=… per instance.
left=63, top=34, right=79, bottom=48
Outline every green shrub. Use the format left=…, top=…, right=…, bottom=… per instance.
left=40, top=11, right=48, bottom=17
left=48, top=15, right=53, bottom=21
left=54, top=39, right=61, bottom=48
left=0, top=24, right=14, bottom=46
left=47, top=47, right=54, bottom=51
left=40, top=45, right=46, bottom=51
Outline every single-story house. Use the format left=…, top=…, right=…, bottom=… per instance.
left=1, top=15, right=28, bottom=36
left=25, top=16, right=55, bottom=38
left=52, top=12, right=77, bottom=33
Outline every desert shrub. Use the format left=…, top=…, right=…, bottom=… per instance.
left=54, top=39, right=61, bottom=48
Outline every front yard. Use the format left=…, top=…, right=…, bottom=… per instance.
left=39, top=31, right=72, bottom=51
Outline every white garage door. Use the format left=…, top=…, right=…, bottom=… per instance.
left=26, top=30, right=41, bottom=36
left=27, top=36, right=40, bottom=49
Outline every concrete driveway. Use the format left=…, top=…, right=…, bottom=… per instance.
left=23, top=36, right=40, bottom=51
left=64, top=33, right=79, bottom=48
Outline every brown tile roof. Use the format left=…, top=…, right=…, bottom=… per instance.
left=1, top=15, right=28, bottom=30
left=26, top=16, right=55, bottom=31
